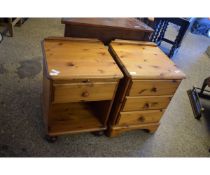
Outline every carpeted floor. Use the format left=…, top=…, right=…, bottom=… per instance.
left=0, top=18, right=210, bottom=157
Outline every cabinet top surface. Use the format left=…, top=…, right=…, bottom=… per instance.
left=42, top=37, right=123, bottom=80
left=110, top=40, right=186, bottom=80
left=61, top=18, right=153, bottom=33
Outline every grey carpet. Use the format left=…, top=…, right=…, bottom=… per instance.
left=0, top=18, right=210, bottom=157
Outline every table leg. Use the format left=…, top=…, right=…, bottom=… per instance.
left=7, top=18, right=14, bottom=37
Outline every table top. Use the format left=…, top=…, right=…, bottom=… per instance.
left=42, top=37, right=123, bottom=80
left=110, top=40, right=186, bottom=80
left=61, top=18, right=153, bottom=33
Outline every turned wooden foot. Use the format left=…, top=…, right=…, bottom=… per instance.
left=92, top=130, right=104, bottom=136
left=44, top=135, right=58, bottom=143
left=145, top=125, right=159, bottom=133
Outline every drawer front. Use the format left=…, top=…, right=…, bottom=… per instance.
left=118, top=110, right=164, bottom=126
left=53, top=82, right=117, bottom=103
left=129, top=80, right=181, bottom=96
left=122, top=96, right=172, bottom=111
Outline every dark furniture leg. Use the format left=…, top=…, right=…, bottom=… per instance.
left=150, top=18, right=190, bottom=58
left=156, top=20, right=169, bottom=46
left=0, top=18, right=23, bottom=37
left=44, top=135, right=58, bottom=143
left=92, top=131, right=104, bottom=136
left=150, top=19, right=163, bottom=43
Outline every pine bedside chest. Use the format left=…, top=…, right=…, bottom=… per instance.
left=107, top=40, right=186, bottom=137
left=42, top=37, right=123, bottom=142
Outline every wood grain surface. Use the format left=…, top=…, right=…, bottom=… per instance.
left=53, top=82, right=117, bottom=103
left=129, top=80, right=181, bottom=96
left=110, top=40, right=186, bottom=80
left=48, top=102, right=106, bottom=136
left=118, top=110, right=164, bottom=125
left=122, top=95, right=172, bottom=111
left=42, top=37, right=123, bottom=80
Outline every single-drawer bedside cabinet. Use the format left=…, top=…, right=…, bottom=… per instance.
left=107, top=39, right=186, bottom=137
left=42, top=37, right=123, bottom=142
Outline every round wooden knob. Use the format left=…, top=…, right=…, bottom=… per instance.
left=82, top=91, right=89, bottom=97
left=138, top=116, right=145, bottom=122
left=144, top=103, right=150, bottom=109
left=151, top=87, right=157, bottom=92
left=82, top=79, right=90, bottom=83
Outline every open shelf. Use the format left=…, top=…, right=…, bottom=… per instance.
left=48, top=101, right=110, bottom=136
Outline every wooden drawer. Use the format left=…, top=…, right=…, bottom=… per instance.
left=122, top=95, right=172, bottom=111
left=118, top=110, right=164, bottom=126
left=53, top=82, right=117, bottom=103
left=129, top=80, right=181, bottom=96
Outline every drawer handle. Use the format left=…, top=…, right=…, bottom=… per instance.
left=144, top=103, right=150, bottom=109
left=151, top=87, right=157, bottom=92
left=82, top=91, right=89, bottom=97
left=82, top=79, right=90, bottom=83
left=138, top=116, right=145, bottom=122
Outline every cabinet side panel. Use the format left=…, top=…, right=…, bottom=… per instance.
left=43, top=67, right=51, bottom=132
left=108, top=46, right=131, bottom=125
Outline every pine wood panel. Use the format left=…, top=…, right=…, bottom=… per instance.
left=112, top=39, right=157, bottom=46
left=42, top=37, right=123, bottom=80
left=122, top=95, right=172, bottom=111
left=48, top=102, right=105, bottom=136
left=42, top=70, right=51, bottom=127
left=53, top=78, right=118, bottom=84
left=90, top=101, right=113, bottom=124
left=118, top=110, right=164, bottom=126
left=129, top=80, right=181, bottom=96
left=107, top=122, right=160, bottom=137
left=109, top=40, right=186, bottom=80
left=53, top=82, right=117, bottom=103
left=107, top=46, right=133, bottom=125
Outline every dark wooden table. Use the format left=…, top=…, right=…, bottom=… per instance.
left=61, top=18, right=153, bottom=44
left=150, top=18, right=190, bottom=57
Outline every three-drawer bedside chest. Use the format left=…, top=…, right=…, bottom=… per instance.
left=42, top=37, right=123, bottom=142
left=107, top=40, right=186, bottom=137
